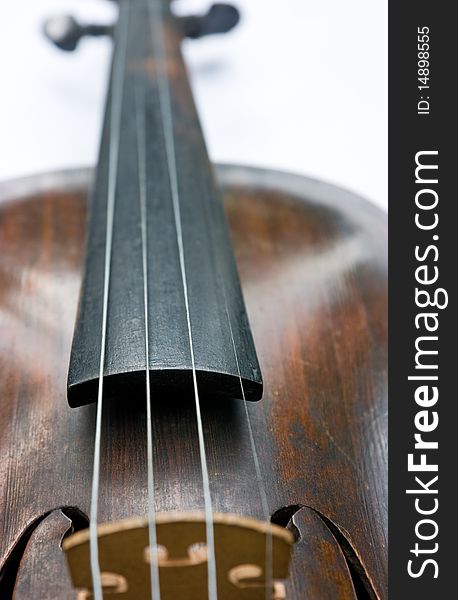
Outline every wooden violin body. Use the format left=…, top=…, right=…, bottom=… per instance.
left=0, top=164, right=387, bottom=599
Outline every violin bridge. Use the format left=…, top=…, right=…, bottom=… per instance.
left=63, top=512, right=293, bottom=599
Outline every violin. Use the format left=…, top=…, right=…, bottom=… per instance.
left=0, top=1, right=387, bottom=598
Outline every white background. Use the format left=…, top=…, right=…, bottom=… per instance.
left=0, top=0, right=387, bottom=211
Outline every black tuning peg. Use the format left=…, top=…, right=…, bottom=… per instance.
left=43, top=4, right=239, bottom=53
left=43, top=15, right=113, bottom=52
left=179, top=4, right=240, bottom=39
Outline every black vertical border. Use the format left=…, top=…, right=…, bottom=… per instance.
left=389, top=2, right=455, bottom=598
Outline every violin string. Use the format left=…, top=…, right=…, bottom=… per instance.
left=223, top=297, right=273, bottom=600
left=88, top=4, right=129, bottom=599
left=147, top=1, right=218, bottom=599
left=135, top=72, right=162, bottom=599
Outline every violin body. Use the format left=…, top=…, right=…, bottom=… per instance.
left=0, top=164, right=387, bottom=599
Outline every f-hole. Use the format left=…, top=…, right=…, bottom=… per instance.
left=271, top=505, right=379, bottom=600
left=0, top=506, right=89, bottom=600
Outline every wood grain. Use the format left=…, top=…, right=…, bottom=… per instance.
left=0, top=165, right=387, bottom=599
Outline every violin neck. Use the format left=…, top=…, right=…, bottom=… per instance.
left=67, top=0, right=262, bottom=407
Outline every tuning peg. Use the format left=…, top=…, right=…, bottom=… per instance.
left=43, top=15, right=113, bottom=52
left=179, top=3, right=240, bottom=39
left=43, top=4, right=239, bottom=52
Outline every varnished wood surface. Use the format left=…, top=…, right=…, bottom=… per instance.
left=0, top=165, right=387, bottom=599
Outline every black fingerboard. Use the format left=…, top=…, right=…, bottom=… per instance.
left=67, top=0, right=262, bottom=407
